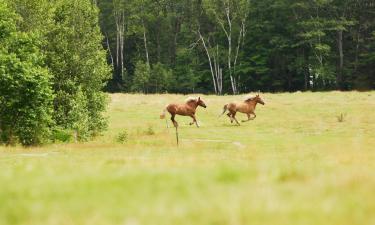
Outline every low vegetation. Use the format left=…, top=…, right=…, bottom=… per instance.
left=1, top=92, right=375, bottom=225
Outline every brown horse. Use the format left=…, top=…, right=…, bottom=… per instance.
left=220, top=94, right=265, bottom=125
left=160, top=97, right=207, bottom=128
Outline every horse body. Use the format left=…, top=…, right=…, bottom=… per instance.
left=221, top=94, right=265, bottom=125
left=161, top=97, right=207, bottom=128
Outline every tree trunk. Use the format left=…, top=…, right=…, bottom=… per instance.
left=199, top=31, right=218, bottom=94
left=156, top=21, right=161, bottom=63
left=212, top=44, right=222, bottom=95
left=114, top=9, right=125, bottom=86
left=170, top=18, right=180, bottom=65
left=354, top=28, right=360, bottom=74
left=142, top=21, right=150, bottom=67
left=303, top=48, right=309, bottom=90
left=115, top=11, right=119, bottom=70
left=225, top=6, right=236, bottom=94
left=337, top=30, right=344, bottom=89
left=120, top=12, right=125, bottom=80
left=105, top=33, right=114, bottom=70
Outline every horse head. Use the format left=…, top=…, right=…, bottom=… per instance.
left=197, top=97, right=207, bottom=108
left=255, top=94, right=265, bottom=105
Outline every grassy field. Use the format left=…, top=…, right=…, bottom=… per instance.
left=1, top=92, right=375, bottom=225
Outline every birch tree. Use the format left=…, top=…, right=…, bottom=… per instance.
left=197, top=30, right=223, bottom=95
left=203, top=0, right=249, bottom=94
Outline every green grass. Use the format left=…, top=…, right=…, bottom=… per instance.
left=1, top=92, right=375, bottom=225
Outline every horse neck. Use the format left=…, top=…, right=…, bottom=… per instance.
left=247, top=100, right=257, bottom=109
left=187, top=101, right=199, bottom=109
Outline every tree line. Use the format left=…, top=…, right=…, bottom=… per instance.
left=1, top=0, right=374, bottom=145
left=98, top=0, right=375, bottom=94
left=0, top=0, right=110, bottom=145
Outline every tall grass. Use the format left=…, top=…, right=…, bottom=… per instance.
left=1, top=92, right=375, bottom=225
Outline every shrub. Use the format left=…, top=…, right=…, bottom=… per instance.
left=337, top=113, right=346, bottom=123
left=145, top=125, right=155, bottom=136
left=116, top=130, right=128, bottom=143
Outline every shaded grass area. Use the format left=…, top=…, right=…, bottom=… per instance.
left=1, top=92, right=375, bottom=225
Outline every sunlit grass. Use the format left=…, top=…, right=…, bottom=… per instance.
left=1, top=91, right=375, bottom=225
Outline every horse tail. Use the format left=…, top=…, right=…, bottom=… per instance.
left=160, top=108, right=166, bottom=119
left=219, top=104, right=228, bottom=117
left=160, top=107, right=169, bottom=128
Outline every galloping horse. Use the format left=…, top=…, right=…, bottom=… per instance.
left=220, top=94, right=265, bottom=125
left=160, top=97, right=207, bottom=128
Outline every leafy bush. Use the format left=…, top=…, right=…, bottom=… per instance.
left=145, top=125, right=155, bottom=136
left=116, top=130, right=128, bottom=143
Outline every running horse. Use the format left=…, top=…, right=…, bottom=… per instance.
left=160, top=97, right=207, bottom=128
left=220, top=93, right=265, bottom=125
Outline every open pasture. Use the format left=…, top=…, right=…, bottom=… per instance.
left=1, top=92, right=375, bottom=225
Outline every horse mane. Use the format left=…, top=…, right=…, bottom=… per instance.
left=185, top=97, right=198, bottom=103
left=243, top=95, right=256, bottom=102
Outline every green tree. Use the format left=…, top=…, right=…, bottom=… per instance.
left=96, top=0, right=375, bottom=93
left=131, top=60, right=151, bottom=93
left=45, top=0, right=111, bottom=139
left=0, top=1, right=53, bottom=145
left=149, top=63, right=173, bottom=93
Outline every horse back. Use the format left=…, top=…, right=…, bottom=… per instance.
left=167, top=103, right=195, bottom=116
left=235, top=102, right=255, bottom=113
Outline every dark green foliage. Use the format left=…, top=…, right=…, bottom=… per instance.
left=98, top=0, right=375, bottom=93
left=131, top=61, right=151, bottom=93
left=149, top=63, right=173, bottom=93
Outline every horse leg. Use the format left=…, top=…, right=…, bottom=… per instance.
left=250, top=112, right=257, bottom=120
left=232, top=112, right=240, bottom=125
left=242, top=112, right=257, bottom=122
left=190, top=115, right=199, bottom=128
left=227, top=113, right=233, bottom=123
left=171, top=114, right=178, bottom=128
left=242, top=113, right=251, bottom=123
left=189, top=115, right=195, bottom=126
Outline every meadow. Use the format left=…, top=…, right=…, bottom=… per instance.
left=1, top=92, right=375, bottom=225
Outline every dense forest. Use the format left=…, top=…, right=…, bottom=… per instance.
left=98, top=0, right=375, bottom=94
